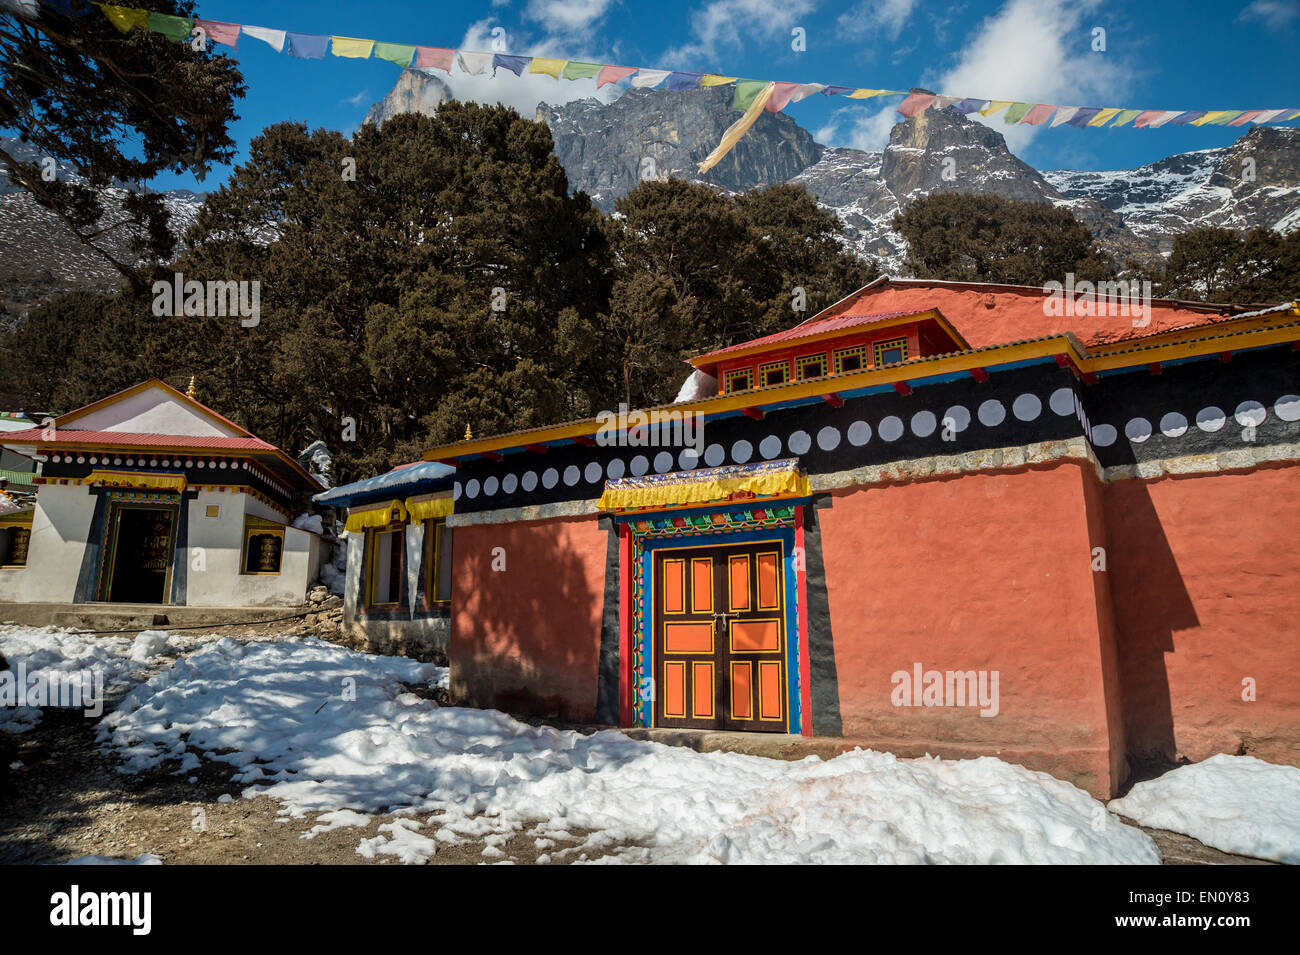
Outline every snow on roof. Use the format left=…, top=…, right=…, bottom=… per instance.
left=313, top=460, right=456, bottom=505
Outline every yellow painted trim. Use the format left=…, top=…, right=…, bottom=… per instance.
left=345, top=499, right=408, bottom=532
left=241, top=520, right=285, bottom=576
left=80, top=469, right=186, bottom=493
left=598, top=469, right=811, bottom=511
left=873, top=337, right=909, bottom=366
left=424, top=322, right=1300, bottom=461
left=405, top=494, right=453, bottom=522
left=687, top=308, right=965, bottom=367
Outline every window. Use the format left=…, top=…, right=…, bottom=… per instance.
left=723, top=367, right=752, bottom=394
left=795, top=353, right=828, bottom=382
left=367, top=526, right=405, bottom=610
left=874, top=337, right=909, bottom=366
left=0, top=526, right=30, bottom=567
left=241, top=518, right=284, bottom=575
left=424, top=518, right=451, bottom=606
left=758, top=360, right=788, bottom=388
left=205, top=504, right=221, bottom=518
left=833, top=345, right=867, bottom=375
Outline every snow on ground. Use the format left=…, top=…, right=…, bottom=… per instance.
left=0, top=626, right=178, bottom=732
left=1110, top=755, right=1300, bottom=864
left=99, top=637, right=1159, bottom=864
left=64, top=854, right=163, bottom=865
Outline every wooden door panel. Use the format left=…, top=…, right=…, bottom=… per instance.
left=653, top=540, right=789, bottom=733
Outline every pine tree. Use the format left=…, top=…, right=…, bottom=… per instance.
left=0, top=1, right=244, bottom=288
left=893, top=193, right=1115, bottom=286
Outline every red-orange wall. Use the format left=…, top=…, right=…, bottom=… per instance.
left=817, top=462, right=1125, bottom=796
left=1106, top=466, right=1300, bottom=768
left=449, top=516, right=609, bottom=722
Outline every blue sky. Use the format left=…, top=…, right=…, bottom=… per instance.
left=138, top=0, right=1300, bottom=191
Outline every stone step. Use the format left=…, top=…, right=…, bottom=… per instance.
left=0, top=601, right=303, bottom=632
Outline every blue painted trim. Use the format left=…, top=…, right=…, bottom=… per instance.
left=638, top=525, right=801, bottom=733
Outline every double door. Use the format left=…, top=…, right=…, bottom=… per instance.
left=653, top=541, right=788, bottom=732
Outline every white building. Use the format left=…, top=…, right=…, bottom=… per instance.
left=0, top=379, right=323, bottom=608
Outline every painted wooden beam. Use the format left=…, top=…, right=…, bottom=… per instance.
left=892, top=381, right=912, bottom=396
left=524, top=443, right=548, bottom=454
left=821, top=393, right=844, bottom=408
left=741, top=407, right=765, bottom=420
left=969, top=367, right=989, bottom=382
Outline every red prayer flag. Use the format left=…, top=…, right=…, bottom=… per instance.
left=596, top=65, right=638, bottom=88
left=1020, top=104, right=1055, bottom=125
left=896, top=92, right=937, bottom=118
left=195, top=19, right=239, bottom=48
left=416, top=47, right=456, bottom=71
left=1228, top=110, right=1266, bottom=126
left=1133, top=110, right=1164, bottom=128
left=765, top=82, right=799, bottom=113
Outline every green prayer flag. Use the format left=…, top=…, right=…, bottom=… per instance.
left=1110, top=108, right=1142, bottom=127
left=373, top=42, right=416, bottom=67
left=561, top=61, right=603, bottom=80
left=732, top=80, right=769, bottom=112
left=147, top=12, right=194, bottom=44
left=1003, top=102, right=1032, bottom=124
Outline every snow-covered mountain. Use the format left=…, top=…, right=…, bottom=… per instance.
left=0, top=137, right=205, bottom=325
left=535, top=88, right=1300, bottom=275
left=1042, top=125, right=1300, bottom=250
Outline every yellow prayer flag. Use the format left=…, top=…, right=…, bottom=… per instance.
left=701, top=74, right=738, bottom=87
left=847, top=88, right=889, bottom=99
left=99, top=4, right=149, bottom=32
left=331, top=37, right=375, bottom=58
left=529, top=58, right=567, bottom=79
left=1191, top=110, right=1238, bottom=126
left=699, top=82, right=775, bottom=173
left=980, top=100, right=1013, bottom=116
left=1086, top=107, right=1123, bottom=127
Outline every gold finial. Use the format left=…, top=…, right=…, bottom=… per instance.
left=186, top=375, right=197, bottom=399
left=464, top=424, right=473, bottom=440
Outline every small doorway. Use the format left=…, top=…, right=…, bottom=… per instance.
left=101, top=503, right=178, bottom=603
left=652, top=541, right=789, bottom=732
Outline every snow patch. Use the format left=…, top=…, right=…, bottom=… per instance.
left=99, top=637, right=1158, bottom=865
left=1109, top=754, right=1300, bottom=863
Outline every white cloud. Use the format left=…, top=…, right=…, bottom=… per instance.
left=344, top=90, right=370, bottom=108
left=817, top=102, right=899, bottom=151
left=525, top=0, right=617, bottom=45
left=927, top=0, right=1131, bottom=151
left=837, top=0, right=920, bottom=41
left=820, top=0, right=1133, bottom=154
left=664, top=0, right=817, bottom=65
left=437, top=18, right=621, bottom=118
left=1237, top=0, right=1300, bottom=29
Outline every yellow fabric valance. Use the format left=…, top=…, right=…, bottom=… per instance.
left=80, top=470, right=186, bottom=493
left=344, top=499, right=407, bottom=532
left=405, top=494, right=454, bottom=522
left=598, top=459, right=810, bottom=512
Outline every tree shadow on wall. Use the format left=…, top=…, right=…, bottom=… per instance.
left=451, top=520, right=604, bottom=724
left=1107, top=481, right=1199, bottom=766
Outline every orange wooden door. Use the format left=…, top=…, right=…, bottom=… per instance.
left=653, top=542, right=787, bottom=733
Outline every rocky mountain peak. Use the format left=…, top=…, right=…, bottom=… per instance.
left=363, top=68, right=454, bottom=128
left=536, top=85, right=823, bottom=210
left=880, top=106, right=1054, bottom=204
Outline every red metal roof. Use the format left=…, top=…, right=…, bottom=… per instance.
left=0, top=429, right=278, bottom=452
left=691, top=309, right=942, bottom=362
